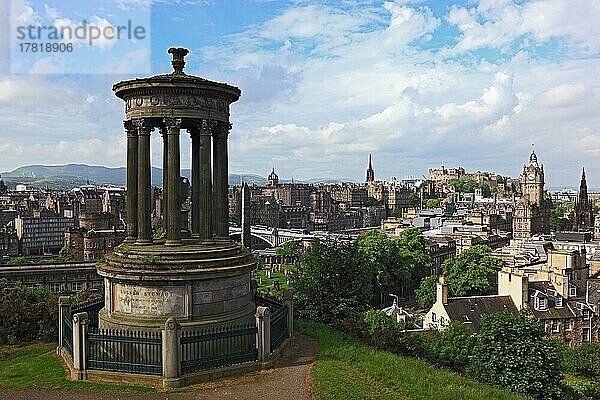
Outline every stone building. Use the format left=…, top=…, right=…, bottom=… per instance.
left=513, top=149, right=551, bottom=239
left=424, top=277, right=518, bottom=333
left=498, top=249, right=598, bottom=346
left=65, top=227, right=126, bottom=261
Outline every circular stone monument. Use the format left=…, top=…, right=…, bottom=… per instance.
left=96, top=48, right=257, bottom=331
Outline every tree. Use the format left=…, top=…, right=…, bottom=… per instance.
left=6, top=257, right=30, bottom=265
left=389, top=208, right=403, bottom=218
left=407, top=192, right=420, bottom=206
left=355, top=229, right=433, bottom=307
left=425, top=198, right=443, bottom=208
left=365, top=196, right=382, bottom=207
left=442, top=244, right=500, bottom=297
left=56, top=245, right=74, bottom=262
left=415, top=275, right=438, bottom=309
left=550, top=202, right=573, bottom=232
left=275, top=240, right=301, bottom=257
left=295, top=240, right=373, bottom=324
left=416, top=245, right=500, bottom=306
left=432, top=321, right=474, bottom=371
left=470, top=310, right=563, bottom=399
left=0, top=280, right=58, bottom=344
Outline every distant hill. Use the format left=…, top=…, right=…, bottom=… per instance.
left=1, top=164, right=268, bottom=188
left=1, top=164, right=348, bottom=189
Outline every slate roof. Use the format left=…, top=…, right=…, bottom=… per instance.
left=445, top=295, right=518, bottom=333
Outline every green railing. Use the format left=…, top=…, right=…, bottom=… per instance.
left=62, top=311, right=73, bottom=357
left=71, top=299, right=103, bottom=330
left=180, top=323, right=258, bottom=374
left=87, top=328, right=162, bottom=375
left=270, top=304, right=288, bottom=351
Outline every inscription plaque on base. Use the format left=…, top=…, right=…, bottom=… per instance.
left=113, top=283, right=188, bottom=317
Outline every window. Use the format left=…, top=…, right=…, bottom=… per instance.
left=552, top=320, right=560, bottom=333
left=432, top=312, right=437, bottom=322
left=569, top=286, right=577, bottom=297
left=583, top=328, right=590, bottom=342
left=583, top=309, right=591, bottom=320
left=71, top=282, right=82, bottom=292
left=461, top=314, right=471, bottom=323
left=48, top=282, right=61, bottom=292
left=555, top=296, right=563, bottom=307
left=565, top=319, right=572, bottom=331
left=535, top=296, right=548, bottom=311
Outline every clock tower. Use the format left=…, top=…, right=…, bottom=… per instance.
left=521, top=149, right=544, bottom=205
left=513, top=147, right=551, bottom=240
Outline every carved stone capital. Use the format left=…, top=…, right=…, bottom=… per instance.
left=187, top=118, right=218, bottom=137
left=163, top=117, right=182, bottom=135
left=133, top=118, right=153, bottom=136
left=124, top=120, right=137, bottom=137
left=212, top=121, right=232, bottom=140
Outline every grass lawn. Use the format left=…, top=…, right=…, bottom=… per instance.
left=0, top=342, right=155, bottom=392
left=297, top=321, right=529, bottom=400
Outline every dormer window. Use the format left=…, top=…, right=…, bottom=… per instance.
left=583, top=309, right=590, bottom=320
left=555, top=296, right=563, bottom=307
left=535, top=297, right=548, bottom=311
left=461, top=314, right=471, bottom=323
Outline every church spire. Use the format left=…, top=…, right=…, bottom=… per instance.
left=366, top=154, right=375, bottom=183
left=580, top=167, right=588, bottom=198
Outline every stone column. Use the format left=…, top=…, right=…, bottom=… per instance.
left=162, top=317, right=182, bottom=388
left=135, top=119, right=153, bottom=245
left=124, top=120, right=138, bottom=243
left=161, top=127, right=168, bottom=228
left=255, top=306, right=271, bottom=363
left=212, top=122, right=231, bottom=239
left=164, top=118, right=182, bottom=246
left=72, top=312, right=88, bottom=380
left=189, top=126, right=201, bottom=238
left=200, top=120, right=214, bottom=241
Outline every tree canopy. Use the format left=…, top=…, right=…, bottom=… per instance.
left=294, top=240, right=373, bottom=324
left=447, top=179, right=492, bottom=197
left=470, top=310, right=563, bottom=399
left=416, top=244, right=501, bottom=309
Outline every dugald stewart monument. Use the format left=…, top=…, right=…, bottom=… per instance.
left=97, top=47, right=257, bottom=331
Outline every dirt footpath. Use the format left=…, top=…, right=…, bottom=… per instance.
left=0, top=334, right=317, bottom=400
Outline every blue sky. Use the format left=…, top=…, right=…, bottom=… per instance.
left=1, top=0, right=600, bottom=187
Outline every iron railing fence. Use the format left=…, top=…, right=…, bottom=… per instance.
left=71, top=298, right=104, bottom=330
left=254, top=291, right=284, bottom=309
left=270, top=304, right=289, bottom=351
left=62, top=311, right=73, bottom=356
left=180, top=323, right=258, bottom=374
left=86, top=328, right=162, bottom=375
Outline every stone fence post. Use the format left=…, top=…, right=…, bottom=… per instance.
left=256, top=306, right=270, bottom=363
left=283, top=290, right=294, bottom=340
left=57, top=296, right=71, bottom=353
left=162, top=317, right=182, bottom=388
left=72, top=312, right=88, bottom=380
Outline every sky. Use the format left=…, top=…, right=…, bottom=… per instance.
left=1, top=0, right=600, bottom=187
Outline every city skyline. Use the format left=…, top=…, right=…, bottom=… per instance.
left=0, top=0, right=599, bottom=187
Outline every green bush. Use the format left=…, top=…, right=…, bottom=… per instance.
left=0, top=280, right=58, bottom=344
left=563, top=344, right=600, bottom=379
left=431, top=322, right=474, bottom=372
left=469, top=311, right=563, bottom=400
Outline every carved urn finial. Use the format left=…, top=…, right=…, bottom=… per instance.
left=168, top=47, right=189, bottom=75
